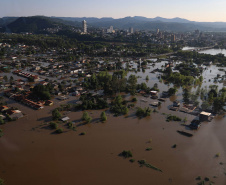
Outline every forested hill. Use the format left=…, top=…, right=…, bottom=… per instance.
left=0, top=16, right=75, bottom=33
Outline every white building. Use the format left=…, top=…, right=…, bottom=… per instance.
left=82, top=20, right=87, bottom=34
left=107, top=26, right=115, bottom=33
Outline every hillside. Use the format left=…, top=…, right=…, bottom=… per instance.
left=0, top=17, right=18, bottom=27
left=4, top=16, right=65, bottom=33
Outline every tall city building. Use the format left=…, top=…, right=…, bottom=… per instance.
left=158, top=31, right=163, bottom=38
left=156, top=29, right=160, bottom=35
left=129, top=27, right=134, bottom=34
left=171, top=34, right=176, bottom=42
left=110, top=26, right=114, bottom=32
left=82, top=20, right=87, bottom=34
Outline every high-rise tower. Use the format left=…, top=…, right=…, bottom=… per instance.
left=82, top=20, right=87, bottom=34
left=171, top=34, right=176, bottom=42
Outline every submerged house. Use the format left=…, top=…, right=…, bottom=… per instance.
left=150, top=91, right=158, bottom=96
left=72, top=91, right=80, bottom=96
left=173, top=100, right=180, bottom=107
left=189, top=118, right=201, bottom=130
left=199, top=111, right=212, bottom=121
left=0, top=106, right=9, bottom=112
left=6, top=109, right=23, bottom=120
left=180, top=104, right=196, bottom=113
left=61, top=116, right=70, bottom=122
left=45, top=100, right=53, bottom=106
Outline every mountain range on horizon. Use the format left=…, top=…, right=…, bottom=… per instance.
left=1, top=15, right=226, bottom=33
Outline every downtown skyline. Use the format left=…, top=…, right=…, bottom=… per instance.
left=1, top=0, right=226, bottom=22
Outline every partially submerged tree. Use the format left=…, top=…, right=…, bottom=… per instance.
left=82, top=111, right=92, bottom=123
left=52, top=109, right=62, bottom=120
left=100, top=111, right=107, bottom=122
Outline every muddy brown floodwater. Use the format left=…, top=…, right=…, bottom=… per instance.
left=0, top=94, right=226, bottom=185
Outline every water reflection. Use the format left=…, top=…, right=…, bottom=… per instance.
left=199, top=49, right=226, bottom=56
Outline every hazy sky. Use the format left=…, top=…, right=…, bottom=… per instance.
left=1, top=0, right=226, bottom=22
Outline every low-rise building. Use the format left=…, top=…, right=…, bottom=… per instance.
left=173, top=101, right=180, bottom=107
left=0, top=106, right=9, bottom=112
left=6, top=109, right=23, bottom=120
left=199, top=111, right=212, bottom=121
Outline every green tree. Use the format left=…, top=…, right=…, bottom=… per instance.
left=127, top=74, right=137, bottom=95
left=208, top=89, right=217, bottom=99
left=41, top=91, right=51, bottom=100
left=113, top=70, right=127, bottom=79
left=110, top=95, right=128, bottom=115
left=141, top=61, right=147, bottom=66
left=165, top=66, right=172, bottom=76
left=213, top=97, right=225, bottom=113
left=201, top=101, right=210, bottom=111
left=140, top=82, right=148, bottom=91
left=114, top=95, right=123, bottom=105
left=219, top=87, right=226, bottom=102
left=112, top=75, right=127, bottom=94
left=52, top=109, right=62, bottom=120
left=199, top=76, right=203, bottom=83
left=153, top=83, right=158, bottom=89
left=100, top=111, right=107, bottom=122
left=0, top=178, right=4, bottom=185
left=208, top=92, right=215, bottom=104
left=49, top=122, right=58, bottom=129
left=183, top=88, right=190, bottom=104
left=168, top=87, right=177, bottom=96
left=132, top=97, right=137, bottom=102
left=90, top=73, right=99, bottom=89
left=136, top=107, right=151, bottom=118
left=82, top=111, right=92, bottom=123
left=98, top=71, right=112, bottom=94
left=0, top=117, right=5, bottom=125
left=32, top=84, right=52, bottom=100
left=120, top=150, right=133, bottom=158
left=56, top=128, right=63, bottom=134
